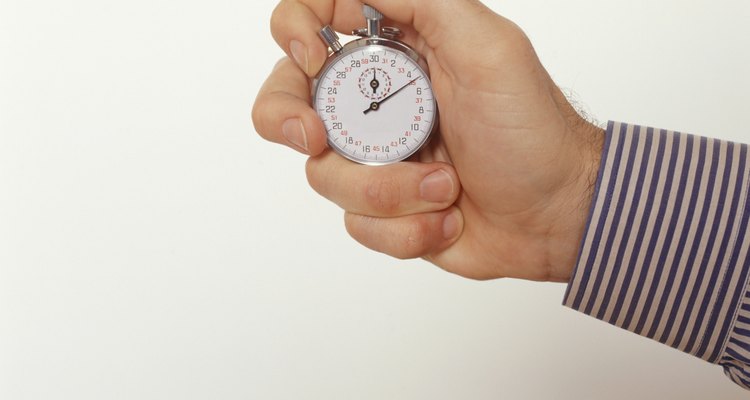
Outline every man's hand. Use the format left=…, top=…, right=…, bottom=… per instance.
left=252, top=0, right=604, bottom=282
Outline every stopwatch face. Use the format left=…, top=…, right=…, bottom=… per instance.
left=314, top=44, right=437, bottom=165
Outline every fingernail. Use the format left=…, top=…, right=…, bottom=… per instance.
left=289, top=40, right=308, bottom=75
left=420, top=169, right=454, bottom=203
left=282, top=118, right=308, bottom=152
left=443, top=210, right=462, bottom=240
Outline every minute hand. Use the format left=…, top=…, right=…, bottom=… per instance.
left=363, top=77, right=420, bottom=114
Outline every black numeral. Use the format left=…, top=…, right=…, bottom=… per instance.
left=332, top=122, right=343, bottom=129
left=351, top=60, right=361, bottom=68
left=327, top=87, right=337, bottom=95
left=370, top=55, right=380, bottom=63
left=336, top=72, right=346, bottom=79
left=325, top=106, right=336, bottom=113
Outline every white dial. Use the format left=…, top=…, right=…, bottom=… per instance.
left=314, top=45, right=437, bottom=165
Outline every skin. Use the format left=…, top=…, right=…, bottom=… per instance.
left=252, top=0, right=605, bottom=282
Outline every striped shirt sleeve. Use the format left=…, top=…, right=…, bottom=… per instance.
left=563, top=121, right=750, bottom=390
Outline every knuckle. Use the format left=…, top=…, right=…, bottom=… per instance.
left=269, top=2, right=284, bottom=33
left=344, top=213, right=433, bottom=261
left=395, top=219, right=431, bottom=259
left=250, top=98, right=270, bottom=140
left=462, top=269, right=499, bottom=281
left=500, top=26, right=535, bottom=60
left=305, top=157, right=324, bottom=193
left=343, top=212, right=359, bottom=236
left=364, top=176, right=402, bottom=214
left=344, top=213, right=379, bottom=251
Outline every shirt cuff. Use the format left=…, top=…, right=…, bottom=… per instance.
left=563, top=121, right=750, bottom=390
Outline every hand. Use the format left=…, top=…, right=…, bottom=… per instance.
left=252, top=0, right=604, bottom=282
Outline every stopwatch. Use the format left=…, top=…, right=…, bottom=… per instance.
left=312, top=4, right=438, bottom=165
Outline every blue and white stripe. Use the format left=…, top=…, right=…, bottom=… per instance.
left=564, top=121, right=750, bottom=390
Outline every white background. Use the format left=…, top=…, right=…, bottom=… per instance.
left=1, top=0, right=749, bottom=399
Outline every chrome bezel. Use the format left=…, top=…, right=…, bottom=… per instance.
left=312, top=37, right=438, bottom=166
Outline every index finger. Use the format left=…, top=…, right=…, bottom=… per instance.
left=270, top=0, right=365, bottom=77
left=252, top=57, right=328, bottom=155
left=270, top=0, right=463, bottom=77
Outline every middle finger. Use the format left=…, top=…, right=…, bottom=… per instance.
left=306, top=151, right=460, bottom=217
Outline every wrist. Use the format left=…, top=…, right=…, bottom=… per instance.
left=545, top=120, right=605, bottom=282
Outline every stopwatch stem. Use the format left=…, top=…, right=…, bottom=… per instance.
left=363, top=4, right=383, bottom=37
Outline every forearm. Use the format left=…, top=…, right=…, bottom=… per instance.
left=565, top=121, right=750, bottom=390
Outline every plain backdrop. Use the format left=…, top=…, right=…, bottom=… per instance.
left=1, top=0, right=749, bottom=399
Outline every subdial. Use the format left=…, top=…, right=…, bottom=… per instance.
left=358, top=67, right=392, bottom=101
